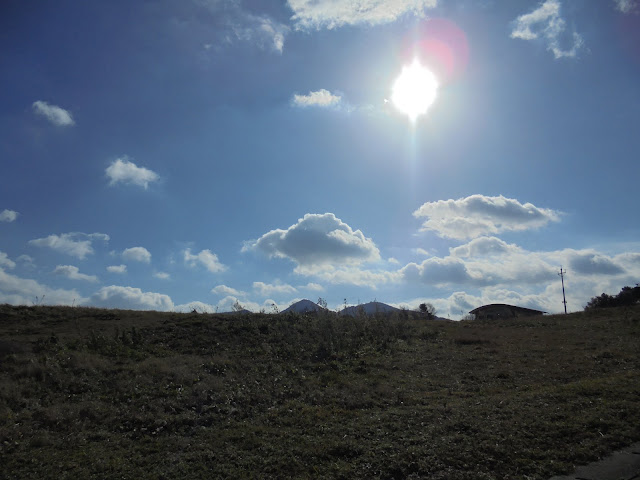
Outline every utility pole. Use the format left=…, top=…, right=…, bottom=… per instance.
left=558, top=267, right=567, bottom=314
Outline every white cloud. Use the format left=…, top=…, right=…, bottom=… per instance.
left=107, top=265, right=127, bottom=274
left=174, top=300, right=217, bottom=313
left=0, top=252, right=16, bottom=269
left=215, top=295, right=248, bottom=312
left=154, top=272, right=170, bottom=280
left=106, top=156, right=160, bottom=189
left=0, top=209, right=19, bottom=222
left=245, top=213, right=380, bottom=267
left=450, top=236, right=517, bottom=258
left=184, top=248, right=227, bottom=273
left=292, top=89, right=342, bottom=108
left=566, top=250, right=626, bottom=275
left=212, top=295, right=284, bottom=313
left=413, top=195, right=561, bottom=240
left=302, top=264, right=399, bottom=288
left=88, top=286, right=174, bottom=311
left=399, top=234, right=640, bottom=316
left=32, top=100, right=75, bottom=126
left=288, top=0, right=437, bottom=30
left=29, top=232, right=109, bottom=259
left=53, top=265, right=99, bottom=283
left=401, top=257, right=476, bottom=286
left=0, top=267, right=81, bottom=306
left=614, top=0, right=637, bottom=13
left=301, top=282, right=324, bottom=292
left=122, top=246, right=152, bottom=264
left=211, top=284, right=244, bottom=296
left=253, top=281, right=297, bottom=296
left=510, top=0, right=584, bottom=59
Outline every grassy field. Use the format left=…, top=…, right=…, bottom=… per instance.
left=1, top=304, right=639, bottom=479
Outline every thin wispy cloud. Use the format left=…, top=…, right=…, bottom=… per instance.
left=511, top=0, right=584, bottom=59
left=106, top=157, right=160, bottom=189
left=184, top=248, right=227, bottom=273
left=195, top=0, right=288, bottom=53
left=614, top=0, right=638, bottom=13
left=32, top=100, right=75, bottom=126
left=231, top=13, right=289, bottom=53
left=0, top=209, right=19, bottom=222
left=154, top=272, right=170, bottom=280
left=413, top=195, right=561, bottom=240
left=292, top=89, right=342, bottom=108
left=53, top=265, right=99, bottom=283
left=29, top=232, right=109, bottom=259
left=288, top=0, right=438, bottom=30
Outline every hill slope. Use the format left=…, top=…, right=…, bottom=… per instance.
left=1, top=304, right=639, bottom=479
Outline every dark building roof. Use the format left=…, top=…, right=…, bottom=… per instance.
left=469, top=303, right=545, bottom=317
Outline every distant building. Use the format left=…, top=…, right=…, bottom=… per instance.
left=469, top=304, right=545, bottom=320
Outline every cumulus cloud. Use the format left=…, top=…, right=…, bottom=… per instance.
left=184, top=248, right=227, bottom=273
left=88, top=286, right=174, bottom=311
left=29, top=232, right=109, bottom=259
left=567, top=251, right=626, bottom=275
left=401, top=236, right=638, bottom=304
left=0, top=252, right=16, bottom=269
left=306, top=265, right=399, bottom=288
left=53, top=265, right=99, bottom=282
left=211, top=284, right=244, bottom=296
left=450, top=236, right=517, bottom=258
left=154, top=272, right=170, bottom=280
left=253, top=281, right=297, bottom=296
left=0, top=267, right=81, bottom=306
left=292, top=89, right=342, bottom=108
left=288, top=0, right=437, bottom=30
left=174, top=300, right=218, bottom=313
left=246, top=213, right=380, bottom=268
left=32, top=100, right=75, bottom=126
left=106, top=156, right=160, bottom=189
left=413, top=195, right=561, bottom=240
left=510, top=0, right=584, bottom=59
left=122, top=247, right=152, bottom=264
left=0, top=209, right=19, bottom=222
left=401, top=257, right=475, bottom=286
left=107, top=265, right=127, bottom=274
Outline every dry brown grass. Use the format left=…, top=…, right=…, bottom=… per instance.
left=0, top=304, right=639, bottom=479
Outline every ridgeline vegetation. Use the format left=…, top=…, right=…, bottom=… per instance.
left=1, top=303, right=639, bottom=479
left=585, top=284, right=640, bottom=311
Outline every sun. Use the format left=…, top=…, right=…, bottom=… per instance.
left=391, top=59, right=439, bottom=121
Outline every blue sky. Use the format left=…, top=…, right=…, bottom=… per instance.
left=1, top=0, right=639, bottom=318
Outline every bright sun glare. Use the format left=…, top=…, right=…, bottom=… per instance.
left=391, top=60, right=439, bottom=121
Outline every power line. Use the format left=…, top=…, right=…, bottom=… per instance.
left=558, top=267, right=567, bottom=314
